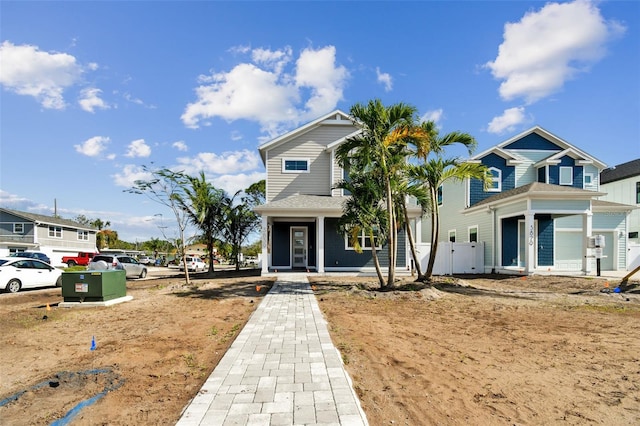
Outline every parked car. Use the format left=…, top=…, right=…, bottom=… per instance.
left=61, top=251, right=98, bottom=267
left=9, top=251, right=51, bottom=265
left=137, top=255, right=154, bottom=265
left=179, top=256, right=206, bottom=272
left=0, top=257, right=63, bottom=293
left=87, top=254, right=147, bottom=279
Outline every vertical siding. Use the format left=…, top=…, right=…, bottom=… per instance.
left=266, top=125, right=357, bottom=202
left=537, top=215, right=554, bottom=266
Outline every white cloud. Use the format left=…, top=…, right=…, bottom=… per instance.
left=125, top=139, right=152, bottom=158
left=172, top=141, right=188, bottom=151
left=376, top=67, right=393, bottom=92
left=112, top=164, right=153, bottom=187
left=213, top=171, right=266, bottom=196
left=487, top=107, right=528, bottom=134
left=0, top=41, right=84, bottom=109
left=79, top=87, right=110, bottom=113
left=175, top=149, right=261, bottom=176
left=181, top=45, right=349, bottom=137
left=421, top=109, right=444, bottom=125
left=485, top=0, right=625, bottom=103
left=74, top=136, right=111, bottom=157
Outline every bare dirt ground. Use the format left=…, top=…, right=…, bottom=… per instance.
left=1, top=271, right=639, bottom=425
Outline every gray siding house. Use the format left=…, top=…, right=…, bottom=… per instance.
left=421, top=126, right=636, bottom=275
left=0, top=207, right=98, bottom=266
left=255, top=110, right=421, bottom=274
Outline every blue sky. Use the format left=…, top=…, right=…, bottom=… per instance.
left=1, top=0, right=638, bottom=243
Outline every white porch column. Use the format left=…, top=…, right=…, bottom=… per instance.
left=261, top=215, right=269, bottom=274
left=317, top=216, right=325, bottom=273
left=524, top=212, right=536, bottom=274
left=582, top=211, right=593, bottom=274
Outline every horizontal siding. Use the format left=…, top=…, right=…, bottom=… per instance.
left=267, top=125, right=357, bottom=201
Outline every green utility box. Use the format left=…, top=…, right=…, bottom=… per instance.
left=61, top=270, right=127, bottom=302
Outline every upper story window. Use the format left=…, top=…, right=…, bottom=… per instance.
left=78, top=230, right=89, bottom=241
left=636, top=182, right=640, bottom=204
left=282, top=158, right=310, bottom=173
left=584, top=173, right=594, bottom=187
left=448, top=230, right=456, bottom=242
left=342, top=165, right=352, bottom=196
left=345, top=229, right=381, bottom=251
left=49, top=226, right=62, bottom=238
left=559, top=166, right=573, bottom=185
left=468, top=226, right=478, bottom=243
left=13, top=223, right=24, bottom=234
left=486, top=167, right=501, bottom=192
left=437, top=185, right=443, bottom=205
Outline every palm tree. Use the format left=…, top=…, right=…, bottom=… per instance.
left=409, top=158, right=489, bottom=280
left=182, top=172, right=225, bottom=274
left=220, top=191, right=260, bottom=271
left=336, top=172, right=389, bottom=288
left=337, top=99, right=422, bottom=287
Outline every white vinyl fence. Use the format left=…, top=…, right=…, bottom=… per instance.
left=415, top=242, right=484, bottom=275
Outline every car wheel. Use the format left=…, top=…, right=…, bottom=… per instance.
left=56, top=276, right=62, bottom=287
left=139, top=269, right=147, bottom=279
left=6, top=279, right=21, bottom=293
left=67, top=260, right=77, bottom=267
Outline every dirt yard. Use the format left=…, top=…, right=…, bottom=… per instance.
left=1, top=271, right=639, bottom=425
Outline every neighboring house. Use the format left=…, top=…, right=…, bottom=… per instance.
left=599, top=158, right=640, bottom=269
left=254, top=110, right=422, bottom=274
left=0, top=207, right=98, bottom=266
left=420, top=126, right=636, bottom=275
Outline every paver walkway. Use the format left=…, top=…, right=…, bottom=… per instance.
left=176, top=273, right=368, bottom=426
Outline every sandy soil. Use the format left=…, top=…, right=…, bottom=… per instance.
left=1, top=271, right=639, bottom=425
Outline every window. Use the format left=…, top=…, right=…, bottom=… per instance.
left=77, top=230, right=89, bottom=241
left=584, top=173, right=594, bottom=187
left=48, top=226, right=62, bottom=238
left=468, top=226, right=478, bottom=243
left=342, top=165, right=351, bottom=196
left=448, top=230, right=456, bottom=242
left=345, top=229, right=381, bottom=250
left=486, top=167, right=501, bottom=192
left=559, top=166, right=573, bottom=185
left=437, top=185, right=443, bottom=206
left=13, top=223, right=24, bottom=234
left=636, top=182, right=640, bottom=204
left=282, top=158, right=309, bottom=173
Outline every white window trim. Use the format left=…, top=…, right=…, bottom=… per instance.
left=49, top=226, right=62, bottom=238
left=345, top=229, right=382, bottom=251
left=559, top=166, right=573, bottom=185
left=282, top=158, right=310, bottom=174
left=448, top=229, right=456, bottom=243
left=583, top=173, right=594, bottom=187
left=13, top=223, right=24, bottom=234
left=487, top=167, right=501, bottom=192
left=77, top=230, right=89, bottom=241
left=468, top=225, right=478, bottom=243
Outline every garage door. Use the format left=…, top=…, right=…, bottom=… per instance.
left=556, top=231, right=583, bottom=271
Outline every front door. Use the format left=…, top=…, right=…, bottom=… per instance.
left=291, top=227, right=307, bottom=268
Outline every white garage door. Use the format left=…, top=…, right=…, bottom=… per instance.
left=556, top=231, right=583, bottom=271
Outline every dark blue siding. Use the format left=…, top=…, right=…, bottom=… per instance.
left=537, top=215, right=554, bottom=266
left=503, top=133, right=562, bottom=151
left=470, top=153, right=515, bottom=206
left=271, top=222, right=316, bottom=268
left=548, top=156, right=583, bottom=188
left=502, top=217, right=520, bottom=266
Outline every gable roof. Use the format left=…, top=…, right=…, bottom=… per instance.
left=0, top=207, right=97, bottom=231
left=471, top=126, right=607, bottom=170
left=257, top=110, right=352, bottom=163
left=600, top=158, right=640, bottom=184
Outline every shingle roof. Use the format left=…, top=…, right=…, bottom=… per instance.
left=600, top=158, right=640, bottom=184
left=0, top=207, right=97, bottom=230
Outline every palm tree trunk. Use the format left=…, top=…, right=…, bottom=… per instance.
left=426, top=190, right=439, bottom=280
left=369, top=231, right=385, bottom=288
left=385, top=179, right=396, bottom=287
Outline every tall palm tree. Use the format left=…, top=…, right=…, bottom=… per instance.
left=182, top=171, right=225, bottom=274
left=337, top=99, right=422, bottom=287
left=409, top=158, right=489, bottom=280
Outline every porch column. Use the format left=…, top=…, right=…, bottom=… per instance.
left=582, top=211, right=593, bottom=274
left=524, top=212, right=536, bottom=274
left=261, top=215, right=269, bottom=274
left=317, top=216, right=325, bottom=273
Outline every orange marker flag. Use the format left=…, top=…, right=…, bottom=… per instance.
left=46, top=303, right=51, bottom=311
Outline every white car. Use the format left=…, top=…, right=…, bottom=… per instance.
left=137, top=255, right=154, bottom=265
left=179, top=256, right=206, bottom=272
left=0, top=257, right=63, bottom=293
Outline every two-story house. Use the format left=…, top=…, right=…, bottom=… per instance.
left=598, top=158, right=640, bottom=269
left=255, top=110, right=422, bottom=274
left=423, top=126, right=635, bottom=275
left=0, top=207, right=98, bottom=266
